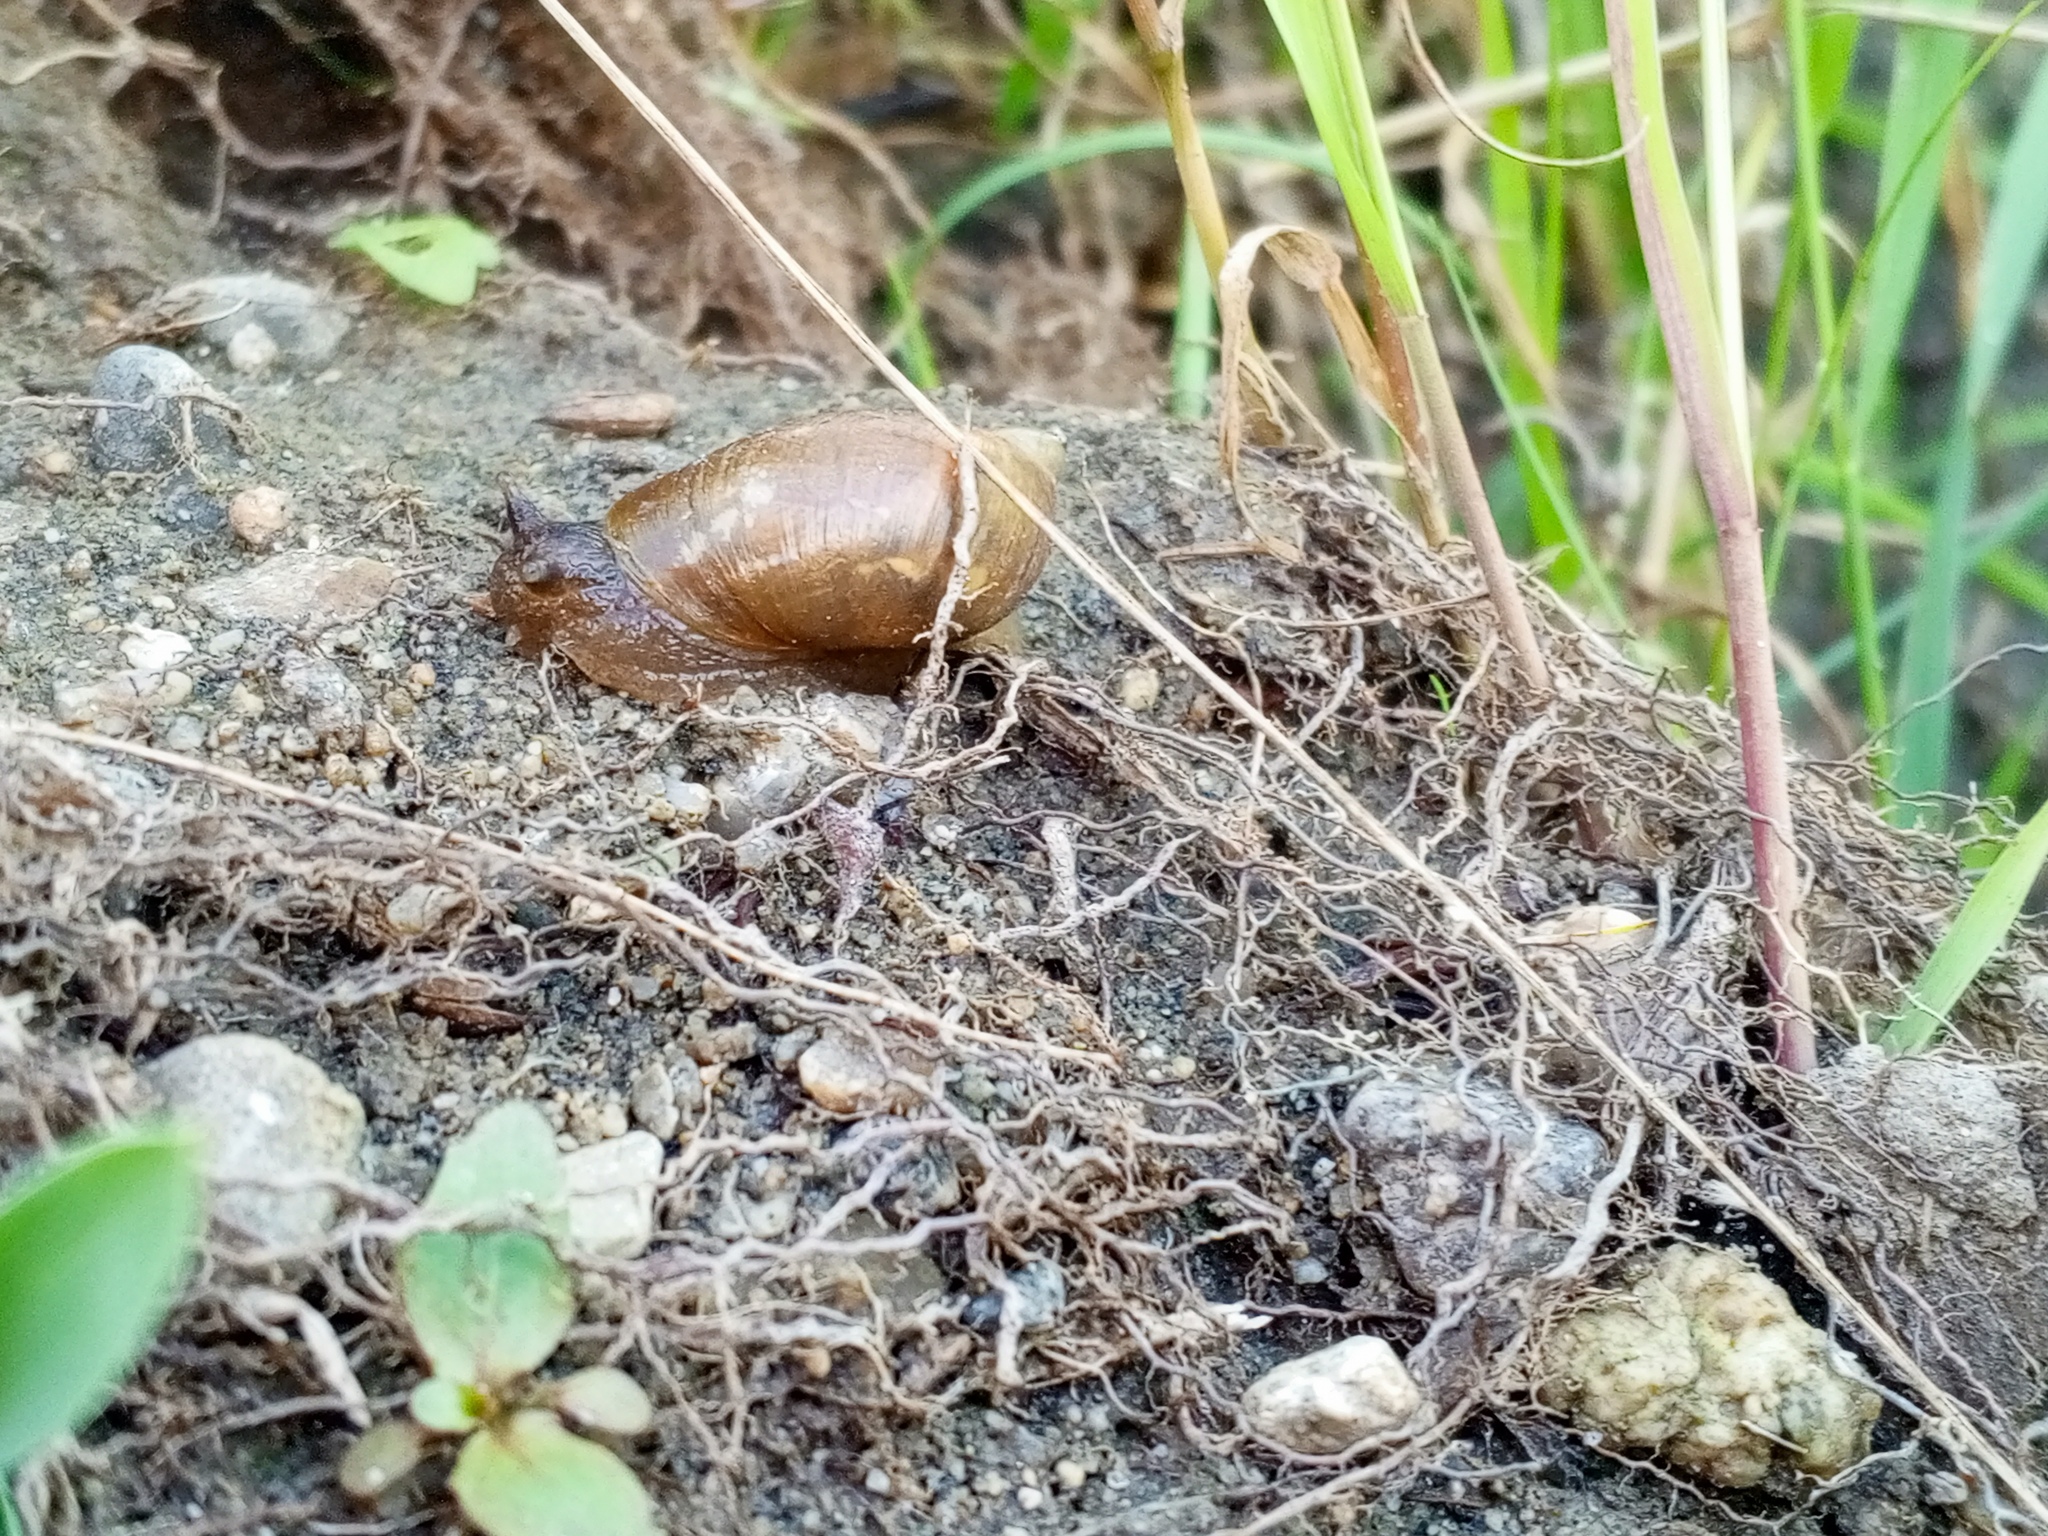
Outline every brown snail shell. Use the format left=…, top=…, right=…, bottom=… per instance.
left=482, top=410, right=1063, bottom=704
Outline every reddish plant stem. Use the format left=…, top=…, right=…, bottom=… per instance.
left=1603, top=0, right=1812, bottom=1069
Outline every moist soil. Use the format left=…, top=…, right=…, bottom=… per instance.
left=4, top=8, right=2046, bottom=1536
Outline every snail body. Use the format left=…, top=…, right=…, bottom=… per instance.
left=484, top=411, right=1062, bottom=703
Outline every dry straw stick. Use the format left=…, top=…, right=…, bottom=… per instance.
left=523, top=2, right=2044, bottom=1516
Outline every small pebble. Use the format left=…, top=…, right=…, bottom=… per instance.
left=142, top=1033, right=364, bottom=1246
left=796, top=1032, right=901, bottom=1114
left=204, top=627, right=247, bottom=658
left=406, top=661, right=437, bottom=690
left=595, top=1100, right=630, bottom=1139
left=863, top=1469, right=891, bottom=1497
left=627, top=1060, right=680, bottom=1140
left=33, top=445, right=76, bottom=478
left=1015, top=1487, right=1044, bottom=1512
left=228, top=486, right=290, bottom=548
left=1291, top=1257, right=1331, bottom=1286
left=225, top=321, right=280, bottom=375
left=1117, top=664, right=1162, bottom=712
left=119, top=626, right=193, bottom=673
left=1052, top=1459, right=1087, bottom=1491
left=61, top=549, right=91, bottom=580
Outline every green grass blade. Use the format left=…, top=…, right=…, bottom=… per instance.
left=1893, top=51, right=2048, bottom=801
left=1879, top=788, right=2048, bottom=1053
left=1169, top=209, right=1215, bottom=419
left=1258, top=0, right=1421, bottom=314
left=1476, top=0, right=1581, bottom=586
left=1850, top=12, right=1971, bottom=451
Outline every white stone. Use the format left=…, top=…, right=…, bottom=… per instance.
left=119, top=626, right=193, bottom=673
left=561, top=1131, right=663, bottom=1258
left=1239, top=1335, right=1427, bottom=1455
left=225, top=321, right=281, bottom=375
left=142, top=1033, right=365, bottom=1247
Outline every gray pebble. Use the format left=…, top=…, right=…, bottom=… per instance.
left=89, top=346, right=231, bottom=473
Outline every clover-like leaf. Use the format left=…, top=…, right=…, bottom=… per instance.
left=424, top=1101, right=567, bottom=1235
left=330, top=214, right=502, bottom=306
left=547, top=1367, right=653, bottom=1437
left=449, top=1409, right=659, bottom=1536
left=395, top=1230, right=573, bottom=1390
left=409, top=1374, right=485, bottom=1434
left=338, top=1417, right=430, bottom=1502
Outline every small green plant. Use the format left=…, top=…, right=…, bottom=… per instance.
left=338, top=1103, right=657, bottom=1536
left=0, top=1124, right=204, bottom=1536
left=329, top=214, right=503, bottom=306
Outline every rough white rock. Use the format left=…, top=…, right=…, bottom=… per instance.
left=142, top=1033, right=365, bottom=1247
left=1239, top=1335, right=1428, bottom=1454
left=561, top=1130, right=664, bottom=1258
left=1541, top=1245, right=1879, bottom=1486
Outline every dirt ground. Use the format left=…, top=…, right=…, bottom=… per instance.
left=5, top=6, right=2048, bottom=1536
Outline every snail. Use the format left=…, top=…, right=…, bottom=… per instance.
left=482, top=410, right=1063, bottom=703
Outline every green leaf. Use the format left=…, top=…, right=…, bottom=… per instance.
left=0, top=1125, right=204, bottom=1471
left=1879, top=789, right=2048, bottom=1054
left=330, top=215, right=502, bottom=306
left=395, top=1231, right=574, bottom=1391
left=338, top=1417, right=430, bottom=1502
left=410, top=1375, right=485, bottom=1433
left=547, top=1368, right=653, bottom=1436
left=449, top=1410, right=658, bottom=1536
left=425, top=1102, right=567, bottom=1234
